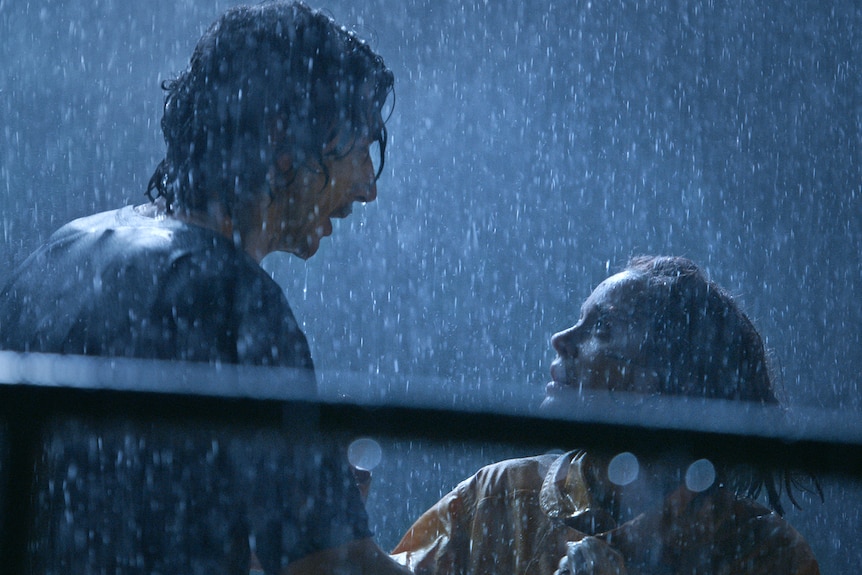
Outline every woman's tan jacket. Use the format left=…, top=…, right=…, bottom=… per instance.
left=391, top=451, right=819, bottom=575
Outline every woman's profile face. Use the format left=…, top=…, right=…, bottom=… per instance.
left=545, top=271, right=658, bottom=405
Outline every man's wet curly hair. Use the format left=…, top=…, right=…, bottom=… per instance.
left=147, top=1, right=394, bottom=216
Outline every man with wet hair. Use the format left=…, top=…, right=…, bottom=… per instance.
left=147, top=0, right=391, bottom=263
left=393, top=256, right=820, bottom=575
left=0, top=3, right=407, bottom=574
left=2, top=1, right=392, bottom=361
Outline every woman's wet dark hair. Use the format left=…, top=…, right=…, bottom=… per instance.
left=624, top=255, right=821, bottom=514
left=146, top=1, right=394, bottom=215
left=625, top=255, right=774, bottom=404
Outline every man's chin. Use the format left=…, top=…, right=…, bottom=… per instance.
left=289, top=237, right=320, bottom=260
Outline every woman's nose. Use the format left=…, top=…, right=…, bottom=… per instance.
left=551, top=325, right=579, bottom=357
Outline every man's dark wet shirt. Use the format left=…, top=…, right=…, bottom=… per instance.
left=0, top=206, right=371, bottom=573
left=0, top=206, right=311, bottom=366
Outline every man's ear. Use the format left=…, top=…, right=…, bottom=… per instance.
left=268, top=153, right=296, bottom=198
left=267, top=113, right=295, bottom=177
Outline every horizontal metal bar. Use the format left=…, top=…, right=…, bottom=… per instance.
left=0, top=351, right=859, bottom=476
left=0, top=351, right=859, bottom=573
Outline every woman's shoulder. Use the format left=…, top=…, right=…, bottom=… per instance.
left=464, top=453, right=561, bottom=496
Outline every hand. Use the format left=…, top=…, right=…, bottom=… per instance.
left=554, top=537, right=628, bottom=575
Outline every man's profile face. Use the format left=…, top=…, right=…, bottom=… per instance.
left=544, top=271, right=657, bottom=406
left=264, top=134, right=379, bottom=259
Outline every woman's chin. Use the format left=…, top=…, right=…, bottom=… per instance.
left=541, top=381, right=582, bottom=410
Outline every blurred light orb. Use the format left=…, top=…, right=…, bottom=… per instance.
left=685, top=458, right=716, bottom=492
left=348, top=437, right=383, bottom=471
left=607, top=452, right=639, bottom=486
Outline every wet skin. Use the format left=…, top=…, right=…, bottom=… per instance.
left=161, top=135, right=379, bottom=263
left=544, top=271, right=659, bottom=407
left=254, top=137, right=378, bottom=261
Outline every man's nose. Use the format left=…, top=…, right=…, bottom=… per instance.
left=355, top=178, right=377, bottom=203
left=551, top=325, right=579, bottom=357
left=353, top=154, right=377, bottom=203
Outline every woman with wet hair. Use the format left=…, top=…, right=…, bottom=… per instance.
left=392, top=256, right=820, bottom=575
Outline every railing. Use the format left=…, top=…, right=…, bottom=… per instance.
left=1, top=351, right=859, bottom=573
